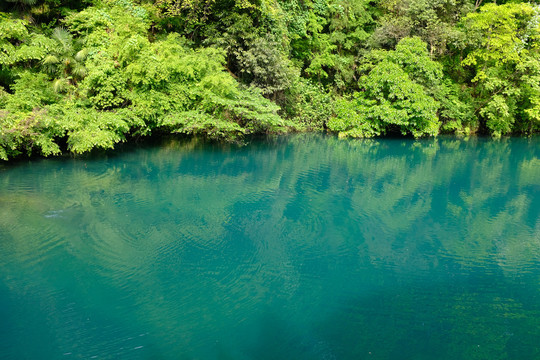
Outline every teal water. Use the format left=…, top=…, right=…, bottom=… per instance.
left=0, top=135, right=539, bottom=359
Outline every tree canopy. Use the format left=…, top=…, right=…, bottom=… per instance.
left=0, top=0, right=539, bottom=160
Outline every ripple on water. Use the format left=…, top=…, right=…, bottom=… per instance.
left=10, top=224, right=68, bottom=270
left=2, top=135, right=540, bottom=359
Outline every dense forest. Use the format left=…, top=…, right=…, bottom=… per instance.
left=0, top=0, right=539, bottom=160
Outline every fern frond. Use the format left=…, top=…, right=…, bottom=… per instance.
left=42, top=54, right=59, bottom=65
left=52, top=27, right=73, bottom=51
left=52, top=78, right=70, bottom=93
left=74, top=48, right=88, bottom=62
left=72, top=63, right=87, bottom=78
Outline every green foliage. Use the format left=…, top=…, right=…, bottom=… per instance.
left=372, top=0, right=473, bottom=56
left=462, top=3, right=535, bottom=72
left=41, top=27, right=87, bottom=93
left=186, top=8, right=297, bottom=101
left=45, top=103, right=131, bottom=153
left=0, top=14, right=55, bottom=67
left=284, top=0, right=374, bottom=91
left=156, top=0, right=258, bottom=22
left=1, top=0, right=287, bottom=160
left=1, top=0, right=540, bottom=160
left=461, top=3, right=540, bottom=136
left=0, top=109, right=62, bottom=160
left=437, top=79, right=477, bottom=134
left=0, top=72, right=62, bottom=159
left=236, top=35, right=297, bottom=98
left=6, top=71, right=58, bottom=111
left=327, top=96, right=380, bottom=137
left=362, top=60, right=440, bottom=136
left=282, top=77, right=333, bottom=130
left=329, top=37, right=441, bottom=138
left=0, top=15, right=28, bottom=67
left=80, top=53, right=129, bottom=110
left=118, top=32, right=284, bottom=136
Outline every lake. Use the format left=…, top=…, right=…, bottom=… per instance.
left=1, top=134, right=539, bottom=359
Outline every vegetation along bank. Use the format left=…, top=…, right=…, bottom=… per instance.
left=1, top=0, right=539, bottom=160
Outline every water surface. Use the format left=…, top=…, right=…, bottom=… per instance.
left=1, top=135, right=539, bottom=359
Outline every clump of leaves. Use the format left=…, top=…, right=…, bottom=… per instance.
left=328, top=37, right=441, bottom=138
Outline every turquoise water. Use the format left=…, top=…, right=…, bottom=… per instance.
left=0, top=135, right=539, bottom=359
